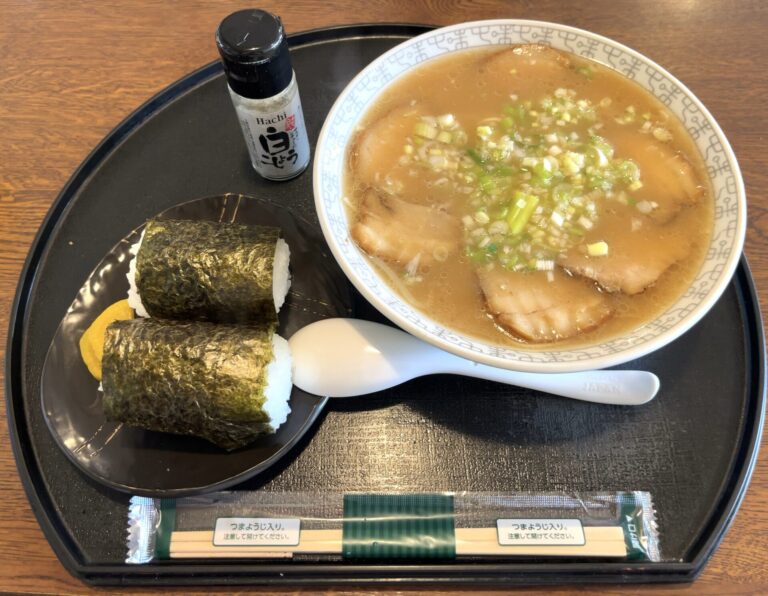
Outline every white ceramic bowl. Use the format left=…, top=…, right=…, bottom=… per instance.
left=313, top=20, right=746, bottom=373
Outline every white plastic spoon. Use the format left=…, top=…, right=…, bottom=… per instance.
left=288, top=318, right=659, bottom=405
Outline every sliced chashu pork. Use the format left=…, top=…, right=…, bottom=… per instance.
left=610, top=127, right=703, bottom=223
left=350, top=103, right=433, bottom=198
left=480, top=44, right=572, bottom=86
left=559, top=204, right=693, bottom=295
left=478, top=267, right=613, bottom=342
left=351, top=189, right=460, bottom=272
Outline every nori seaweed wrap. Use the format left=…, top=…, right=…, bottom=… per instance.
left=133, top=219, right=286, bottom=324
left=102, top=318, right=285, bottom=450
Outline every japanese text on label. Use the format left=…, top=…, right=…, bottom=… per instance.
left=496, top=518, right=585, bottom=546
left=213, top=517, right=301, bottom=546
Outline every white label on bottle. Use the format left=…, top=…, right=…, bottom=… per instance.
left=232, top=85, right=310, bottom=181
left=213, top=517, right=301, bottom=546
left=496, top=518, right=585, bottom=546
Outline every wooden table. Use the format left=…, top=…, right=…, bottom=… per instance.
left=1, top=1, right=766, bottom=593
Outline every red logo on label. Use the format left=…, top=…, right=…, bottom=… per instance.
left=285, top=115, right=296, bottom=132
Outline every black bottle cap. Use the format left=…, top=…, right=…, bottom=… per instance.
left=215, top=9, right=293, bottom=100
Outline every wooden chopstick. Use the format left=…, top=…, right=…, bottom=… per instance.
left=168, top=526, right=627, bottom=558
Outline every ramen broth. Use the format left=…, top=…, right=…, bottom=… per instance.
left=345, top=45, right=713, bottom=348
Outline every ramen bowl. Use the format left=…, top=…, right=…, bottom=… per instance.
left=313, top=20, right=746, bottom=373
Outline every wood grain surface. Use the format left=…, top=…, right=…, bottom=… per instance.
left=1, top=0, right=766, bottom=594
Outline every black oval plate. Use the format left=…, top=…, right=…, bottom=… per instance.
left=40, top=194, right=352, bottom=496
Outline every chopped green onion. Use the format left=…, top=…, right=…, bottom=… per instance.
left=615, top=105, right=636, bottom=124
left=417, top=88, right=645, bottom=270
left=636, top=200, right=655, bottom=214
left=474, top=210, right=490, bottom=224
left=587, top=241, right=609, bottom=256
left=533, top=160, right=554, bottom=178
left=477, top=125, right=493, bottom=138
left=453, top=130, right=468, bottom=145
left=467, top=247, right=489, bottom=263
left=553, top=183, right=573, bottom=204
left=437, top=113, right=455, bottom=127
left=652, top=127, right=673, bottom=142
left=536, top=259, right=555, bottom=270
left=504, top=103, right=527, bottom=123
left=414, top=122, right=438, bottom=139
left=614, top=159, right=640, bottom=184
left=509, top=194, right=540, bottom=235
left=479, top=176, right=494, bottom=193
left=587, top=136, right=613, bottom=166
left=429, top=155, right=450, bottom=170
left=466, top=148, right=485, bottom=165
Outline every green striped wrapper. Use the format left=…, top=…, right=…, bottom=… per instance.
left=342, top=493, right=456, bottom=559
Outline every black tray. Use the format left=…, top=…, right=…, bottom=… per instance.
left=6, top=24, right=766, bottom=586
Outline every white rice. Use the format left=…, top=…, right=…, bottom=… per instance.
left=125, top=231, right=291, bottom=315
left=263, top=334, right=292, bottom=429
left=273, top=237, right=291, bottom=312
left=126, top=231, right=148, bottom=318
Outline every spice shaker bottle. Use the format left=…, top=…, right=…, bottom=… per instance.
left=216, top=9, right=310, bottom=181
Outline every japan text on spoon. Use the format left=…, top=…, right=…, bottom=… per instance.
left=288, top=319, right=659, bottom=405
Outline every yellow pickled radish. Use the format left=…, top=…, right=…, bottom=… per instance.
left=79, top=299, right=134, bottom=380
